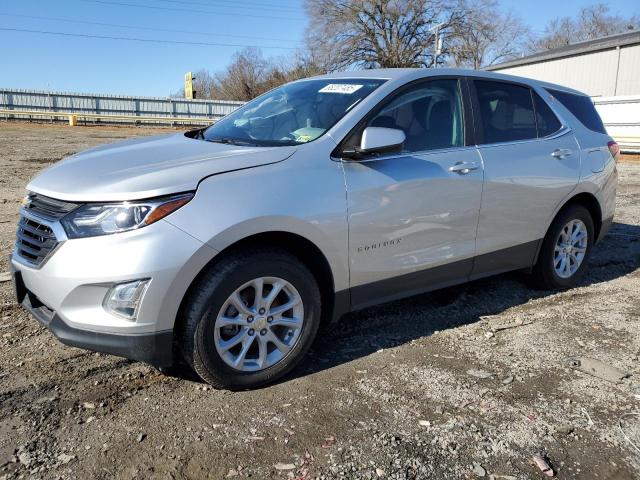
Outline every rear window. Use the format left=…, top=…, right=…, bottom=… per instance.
left=546, top=89, right=606, bottom=134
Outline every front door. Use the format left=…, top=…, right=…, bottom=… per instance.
left=340, top=78, right=484, bottom=309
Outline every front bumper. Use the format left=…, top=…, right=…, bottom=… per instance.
left=13, top=267, right=173, bottom=367
left=11, top=216, right=218, bottom=366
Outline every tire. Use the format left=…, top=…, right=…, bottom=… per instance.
left=531, top=204, right=595, bottom=290
left=178, top=247, right=321, bottom=390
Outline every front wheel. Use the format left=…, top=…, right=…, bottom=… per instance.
left=531, top=204, right=594, bottom=290
left=179, top=248, right=321, bottom=390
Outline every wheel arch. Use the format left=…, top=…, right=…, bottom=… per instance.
left=559, top=192, right=603, bottom=241
left=534, top=191, right=603, bottom=265
left=173, top=230, right=346, bottom=353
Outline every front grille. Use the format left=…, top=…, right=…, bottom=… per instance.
left=24, top=193, right=79, bottom=220
left=15, top=216, right=59, bottom=266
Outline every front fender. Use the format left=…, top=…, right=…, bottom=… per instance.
left=165, top=153, right=350, bottom=293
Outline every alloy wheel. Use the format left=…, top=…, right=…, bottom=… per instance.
left=213, top=277, right=304, bottom=371
left=554, top=219, right=588, bottom=279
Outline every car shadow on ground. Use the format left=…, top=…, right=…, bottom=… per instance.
left=286, top=221, right=640, bottom=383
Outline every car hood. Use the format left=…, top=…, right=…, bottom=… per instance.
left=27, top=133, right=297, bottom=202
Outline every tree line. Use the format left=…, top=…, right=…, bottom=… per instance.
left=184, top=1, right=638, bottom=101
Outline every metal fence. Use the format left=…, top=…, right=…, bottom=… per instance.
left=0, top=88, right=243, bottom=126
left=4, top=88, right=637, bottom=152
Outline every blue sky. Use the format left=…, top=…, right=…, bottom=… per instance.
left=0, top=0, right=637, bottom=97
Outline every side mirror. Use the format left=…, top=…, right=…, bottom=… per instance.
left=342, top=127, right=405, bottom=160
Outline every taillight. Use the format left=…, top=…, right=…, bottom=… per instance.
left=608, top=141, right=620, bottom=160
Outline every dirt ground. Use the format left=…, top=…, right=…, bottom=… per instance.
left=1, top=122, right=639, bottom=480
left=620, top=154, right=640, bottom=163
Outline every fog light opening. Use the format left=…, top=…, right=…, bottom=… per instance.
left=103, top=279, right=150, bottom=320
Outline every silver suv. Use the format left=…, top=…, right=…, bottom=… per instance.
left=12, top=69, right=618, bottom=389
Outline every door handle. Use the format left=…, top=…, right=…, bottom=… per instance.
left=551, top=148, right=572, bottom=159
left=449, top=161, right=479, bottom=175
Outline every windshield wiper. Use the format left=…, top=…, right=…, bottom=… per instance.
left=206, top=137, right=256, bottom=147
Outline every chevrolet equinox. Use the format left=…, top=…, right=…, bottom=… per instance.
left=12, top=69, right=618, bottom=389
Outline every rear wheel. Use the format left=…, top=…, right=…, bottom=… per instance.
left=531, top=204, right=594, bottom=290
left=179, top=248, right=321, bottom=390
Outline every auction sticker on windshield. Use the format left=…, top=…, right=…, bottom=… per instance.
left=319, top=84, right=363, bottom=94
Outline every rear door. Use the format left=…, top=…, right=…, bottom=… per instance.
left=340, top=77, right=484, bottom=309
left=469, top=79, right=580, bottom=277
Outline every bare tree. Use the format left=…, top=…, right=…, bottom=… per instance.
left=188, top=69, right=216, bottom=99
left=449, top=0, right=530, bottom=69
left=188, top=48, right=326, bottom=101
left=535, top=3, right=639, bottom=50
left=181, top=1, right=640, bottom=101
left=304, top=0, right=466, bottom=70
left=210, top=48, right=271, bottom=101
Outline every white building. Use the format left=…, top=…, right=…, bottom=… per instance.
left=487, top=31, right=640, bottom=152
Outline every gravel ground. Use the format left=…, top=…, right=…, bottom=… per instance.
left=0, top=122, right=639, bottom=480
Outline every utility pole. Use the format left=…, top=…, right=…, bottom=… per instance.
left=430, top=23, right=444, bottom=68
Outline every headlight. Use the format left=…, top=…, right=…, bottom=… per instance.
left=60, top=192, right=194, bottom=239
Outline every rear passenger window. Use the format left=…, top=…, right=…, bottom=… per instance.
left=533, top=92, right=562, bottom=137
left=546, top=88, right=607, bottom=134
left=474, top=80, right=537, bottom=144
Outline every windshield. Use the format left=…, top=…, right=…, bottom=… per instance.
left=202, top=79, right=386, bottom=146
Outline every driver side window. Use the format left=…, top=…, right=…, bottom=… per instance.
left=367, top=79, right=465, bottom=153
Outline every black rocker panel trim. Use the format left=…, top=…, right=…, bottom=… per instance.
left=347, top=239, right=541, bottom=312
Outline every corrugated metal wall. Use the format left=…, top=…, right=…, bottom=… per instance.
left=617, top=46, right=640, bottom=96
left=491, top=43, right=640, bottom=97
left=0, top=88, right=243, bottom=125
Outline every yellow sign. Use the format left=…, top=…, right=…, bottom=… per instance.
left=184, top=72, right=195, bottom=99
